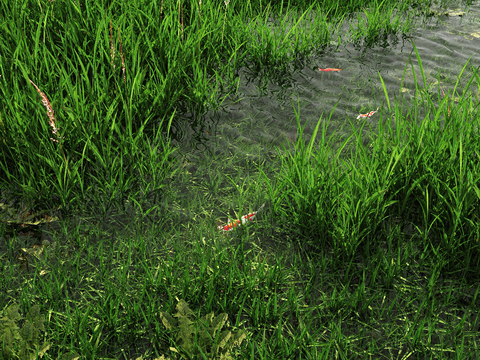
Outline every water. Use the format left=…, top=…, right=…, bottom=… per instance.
left=6, top=1, right=480, bottom=240
left=166, top=1, right=480, bottom=177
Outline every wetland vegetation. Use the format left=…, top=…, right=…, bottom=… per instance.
left=1, top=0, right=480, bottom=358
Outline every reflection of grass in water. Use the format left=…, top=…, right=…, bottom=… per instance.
left=1, top=0, right=480, bottom=358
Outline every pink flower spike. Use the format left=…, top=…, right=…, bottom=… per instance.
left=318, top=68, right=341, bottom=72
left=357, top=107, right=379, bottom=120
left=110, top=20, right=115, bottom=70
left=29, top=79, right=65, bottom=142
left=118, top=25, right=126, bottom=83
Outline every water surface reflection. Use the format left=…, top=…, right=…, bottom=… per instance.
left=170, top=1, right=480, bottom=175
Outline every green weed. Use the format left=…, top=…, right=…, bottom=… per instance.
left=0, top=303, right=51, bottom=360
left=159, top=298, right=247, bottom=360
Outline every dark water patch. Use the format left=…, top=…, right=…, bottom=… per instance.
left=163, top=0, right=480, bottom=179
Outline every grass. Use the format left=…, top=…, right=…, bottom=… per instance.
left=1, top=0, right=480, bottom=358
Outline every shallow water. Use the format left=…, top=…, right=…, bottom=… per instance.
left=5, top=1, right=480, bottom=241
left=166, top=0, right=480, bottom=174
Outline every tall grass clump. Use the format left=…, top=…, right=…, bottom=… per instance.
left=0, top=0, right=433, bottom=218
left=260, top=36, right=480, bottom=274
left=0, top=0, right=251, bottom=220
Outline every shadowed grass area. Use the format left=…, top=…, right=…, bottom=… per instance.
left=1, top=0, right=480, bottom=359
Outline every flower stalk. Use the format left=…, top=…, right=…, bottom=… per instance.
left=29, top=79, right=70, bottom=177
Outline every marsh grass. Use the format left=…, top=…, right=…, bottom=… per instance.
left=1, top=0, right=480, bottom=358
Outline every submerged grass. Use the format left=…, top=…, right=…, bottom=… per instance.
left=1, top=0, right=480, bottom=358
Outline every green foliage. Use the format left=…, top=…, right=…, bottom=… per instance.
left=0, top=303, right=51, bottom=360
left=159, top=299, right=247, bottom=359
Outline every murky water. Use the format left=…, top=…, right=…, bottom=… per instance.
left=166, top=1, right=480, bottom=176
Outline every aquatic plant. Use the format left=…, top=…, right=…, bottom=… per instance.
left=0, top=302, right=51, bottom=360
left=159, top=298, right=247, bottom=359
